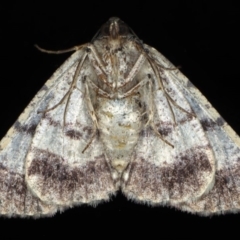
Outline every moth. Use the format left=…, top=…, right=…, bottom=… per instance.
left=0, top=17, right=240, bottom=217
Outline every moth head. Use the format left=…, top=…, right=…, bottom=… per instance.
left=94, top=17, right=132, bottom=40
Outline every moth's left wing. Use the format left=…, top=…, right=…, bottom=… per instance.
left=25, top=51, right=117, bottom=207
left=0, top=50, right=84, bottom=217
left=0, top=49, right=116, bottom=217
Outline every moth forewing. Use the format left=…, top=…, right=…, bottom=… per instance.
left=0, top=17, right=240, bottom=217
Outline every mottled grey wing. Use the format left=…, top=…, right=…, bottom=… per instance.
left=122, top=81, right=215, bottom=205
left=25, top=52, right=116, bottom=207
left=123, top=45, right=240, bottom=215
left=159, top=50, right=240, bottom=215
left=0, top=50, right=83, bottom=217
left=0, top=49, right=115, bottom=217
left=122, top=45, right=215, bottom=207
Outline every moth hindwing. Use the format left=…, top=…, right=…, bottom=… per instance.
left=1, top=17, right=240, bottom=217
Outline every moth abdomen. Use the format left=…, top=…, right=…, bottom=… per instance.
left=97, top=96, right=143, bottom=175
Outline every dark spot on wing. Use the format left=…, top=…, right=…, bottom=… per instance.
left=200, top=119, right=215, bottom=131
left=139, top=128, right=148, bottom=138
left=14, top=121, right=37, bottom=135
left=166, top=87, right=173, bottom=93
left=65, top=129, right=82, bottom=140
left=142, top=113, right=148, bottom=122
left=158, top=126, right=173, bottom=137
left=82, top=75, right=87, bottom=83
left=178, top=114, right=194, bottom=125
left=156, top=122, right=173, bottom=137
left=83, top=126, right=93, bottom=136
left=44, top=115, right=61, bottom=127
left=0, top=163, right=7, bottom=171
left=200, top=117, right=225, bottom=131
left=216, top=117, right=225, bottom=127
left=138, top=125, right=153, bottom=138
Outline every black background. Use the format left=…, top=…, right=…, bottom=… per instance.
left=1, top=1, right=240, bottom=239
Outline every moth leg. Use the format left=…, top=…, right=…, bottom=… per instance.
left=85, top=46, right=147, bottom=92
left=36, top=43, right=110, bottom=89
left=142, top=79, right=154, bottom=126
left=87, top=78, right=113, bottom=99
left=81, top=83, right=99, bottom=153
left=119, top=73, right=174, bottom=147
left=39, top=53, right=88, bottom=123
left=120, top=54, right=146, bottom=88
left=165, top=91, right=195, bottom=117
left=144, top=79, right=174, bottom=147
left=150, top=124, right=174, bottom=147
left=147, top=55, right=195, bottom=121
left=86, top=44, right=112, bottom=87
left=118, top=78, right=150, bottom=99
left=143, top=56, right=177, bottom=124
left=38, top=87, right=71, bottom=114
left=62, top=53, right=89, bottom=125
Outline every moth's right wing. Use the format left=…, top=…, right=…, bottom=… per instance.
left=123, top=45, right=240, bottom=216
left=161, top=52, right=240, bottom=215
left=122, top=46, right=215, bottom=209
